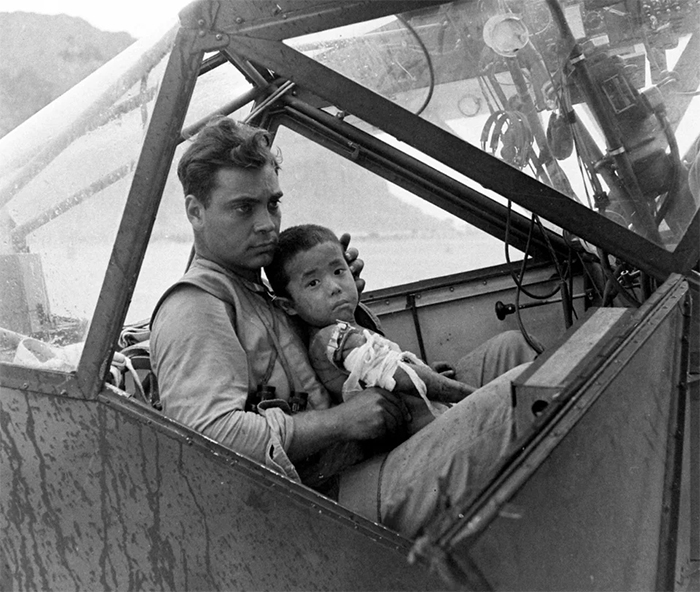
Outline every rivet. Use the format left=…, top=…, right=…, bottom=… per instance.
left=21, top=382, right=29, bottom=390
left=216, top=33, right=223, bottom=40
left=197, top=19, right=205, bottom=26
left=235, top=16, right=244, bottom=24
left=60, top=389, right=68, bottom=396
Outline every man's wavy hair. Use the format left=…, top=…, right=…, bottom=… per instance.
left=177, top=117, right=281, bottom=207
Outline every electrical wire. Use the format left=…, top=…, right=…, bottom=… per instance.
left=597, top=248, right=642, bottom=308
left=504, top=202, right=562, bottom=300
left=396, top=14, right=435, bottom=116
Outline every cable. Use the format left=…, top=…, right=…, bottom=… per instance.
left=396, top=15, right=435, bottom=116
left=597, top=248, right=641, bottom=308
left=504, top=202, right=562, bottom=300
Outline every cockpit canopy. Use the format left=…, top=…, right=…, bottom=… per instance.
left=0, top=0, right=698, bottom=373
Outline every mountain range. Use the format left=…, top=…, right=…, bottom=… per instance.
left=0, top=11, right=135, bottom=138
left=0, top=11, right=466, bottom=240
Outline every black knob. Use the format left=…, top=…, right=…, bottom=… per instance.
left=495, top=300, right=516, bottom=320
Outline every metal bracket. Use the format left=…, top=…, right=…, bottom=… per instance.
left=179, top=0, right=230, bottom=52
left=192, top=29, right=230, bottom=52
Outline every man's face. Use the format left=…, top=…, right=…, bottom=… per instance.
left=281, top=240, right=359, bottom=327
left=186, top=164, right=282, bottom=280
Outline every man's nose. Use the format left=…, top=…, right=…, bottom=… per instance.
left=253, top=209, right=276, bottom=233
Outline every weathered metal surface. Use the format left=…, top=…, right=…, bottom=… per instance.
left=0, top=386, right=445, bottom=590
left=182, top=0, right=445, bottom=41
left=415, top=275, right=690, bottom=590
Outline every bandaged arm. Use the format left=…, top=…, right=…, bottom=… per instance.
left=326, top=322, right=474, bottom=415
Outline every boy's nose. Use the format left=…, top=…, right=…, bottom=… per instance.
left=327, top=279, right=342, bottom=294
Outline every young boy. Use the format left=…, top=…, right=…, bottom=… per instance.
left=265, top=224, right=476, bottom=432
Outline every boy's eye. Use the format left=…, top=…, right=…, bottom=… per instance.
left=306, top=279, right=320, bottom=288
left=334, top=267, right=346, bottom=276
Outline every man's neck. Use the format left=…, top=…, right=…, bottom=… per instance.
left=192, top=249, right=262, bottom=284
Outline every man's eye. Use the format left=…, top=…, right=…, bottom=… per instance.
left=307, top=279, right=319, bottom=288
left=269, top=199, right=281, bottom=211
left=334, top=268, right=346, bottom=276
left=234, top=204, right=252, bottom=214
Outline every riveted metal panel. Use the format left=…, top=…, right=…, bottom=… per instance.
left=0, top=386, right=445, bottom=590
left=416, top=275, right=690, bottom=590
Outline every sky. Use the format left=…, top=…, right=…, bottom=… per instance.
left=1, top=0, right=192, bottom=38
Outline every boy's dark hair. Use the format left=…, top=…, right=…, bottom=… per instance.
left=265, top=224, right=341, bottom=297
left=178, top=117, right=281, bottom=207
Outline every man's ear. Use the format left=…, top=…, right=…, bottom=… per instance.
left=275, top=296, right=298, bottom=316
left=185, top=194, right=205, bottom=229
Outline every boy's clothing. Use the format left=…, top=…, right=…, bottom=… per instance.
left=151, top=254, right=536, bottom=538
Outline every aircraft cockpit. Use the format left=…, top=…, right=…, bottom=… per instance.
left=0, top=0, right=698, bottom=589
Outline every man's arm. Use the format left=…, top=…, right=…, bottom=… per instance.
left=287, top=388, right=409, bottom=461
left=151, top=286, right=291, bottom=468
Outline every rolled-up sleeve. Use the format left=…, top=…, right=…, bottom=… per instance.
left=151, top=285, right=299, bottom=481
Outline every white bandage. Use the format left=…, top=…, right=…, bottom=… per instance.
left=340, top=330, right=442, bottom=418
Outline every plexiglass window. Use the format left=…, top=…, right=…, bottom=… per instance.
left=0, top=25, right=177, bottom=369
left=271, top=126, right=509, bottom=290
left=286, top=0, right=700, bottom=252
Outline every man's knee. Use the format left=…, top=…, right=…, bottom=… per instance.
left=494, top=330, right=539, bottom=363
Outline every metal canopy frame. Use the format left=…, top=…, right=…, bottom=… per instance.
left=70, top=0, right=699, bottom=400
left=212, top=1, right=699, bottom=279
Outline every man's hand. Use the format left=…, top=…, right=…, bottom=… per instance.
left=336, top=388, right=411, bottom=440
left=287, top=387, right=410, bottom=462
left=339, top=232, right=365, bottom=295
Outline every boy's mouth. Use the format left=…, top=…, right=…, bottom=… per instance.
left=332, top=299, right=353, bottom=311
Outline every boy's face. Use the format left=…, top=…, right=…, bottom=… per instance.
left=280, top=240, right=359, bottom=327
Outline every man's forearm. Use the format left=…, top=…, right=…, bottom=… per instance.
left=287, top=388, right=410, bottom=462
left=287, top=406, right=348, bottom=462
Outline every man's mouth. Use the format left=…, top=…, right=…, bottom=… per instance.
left=252, top=241, right=277, bottom=250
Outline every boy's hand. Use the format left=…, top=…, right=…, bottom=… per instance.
left=339, top=232, right=365, bottom=295
left=430, top=361, right=456, bottom=379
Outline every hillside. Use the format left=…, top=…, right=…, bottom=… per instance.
left=277, top=135, right=458, bottom=237
left=0, top=12, right=469, bottom=242
left=0, top=12, right=135, bottom=138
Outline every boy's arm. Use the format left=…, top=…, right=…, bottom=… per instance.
left=328, top=322, right=476, bottom=403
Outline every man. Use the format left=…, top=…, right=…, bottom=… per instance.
left=151, top=117, right=535, bottom=537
